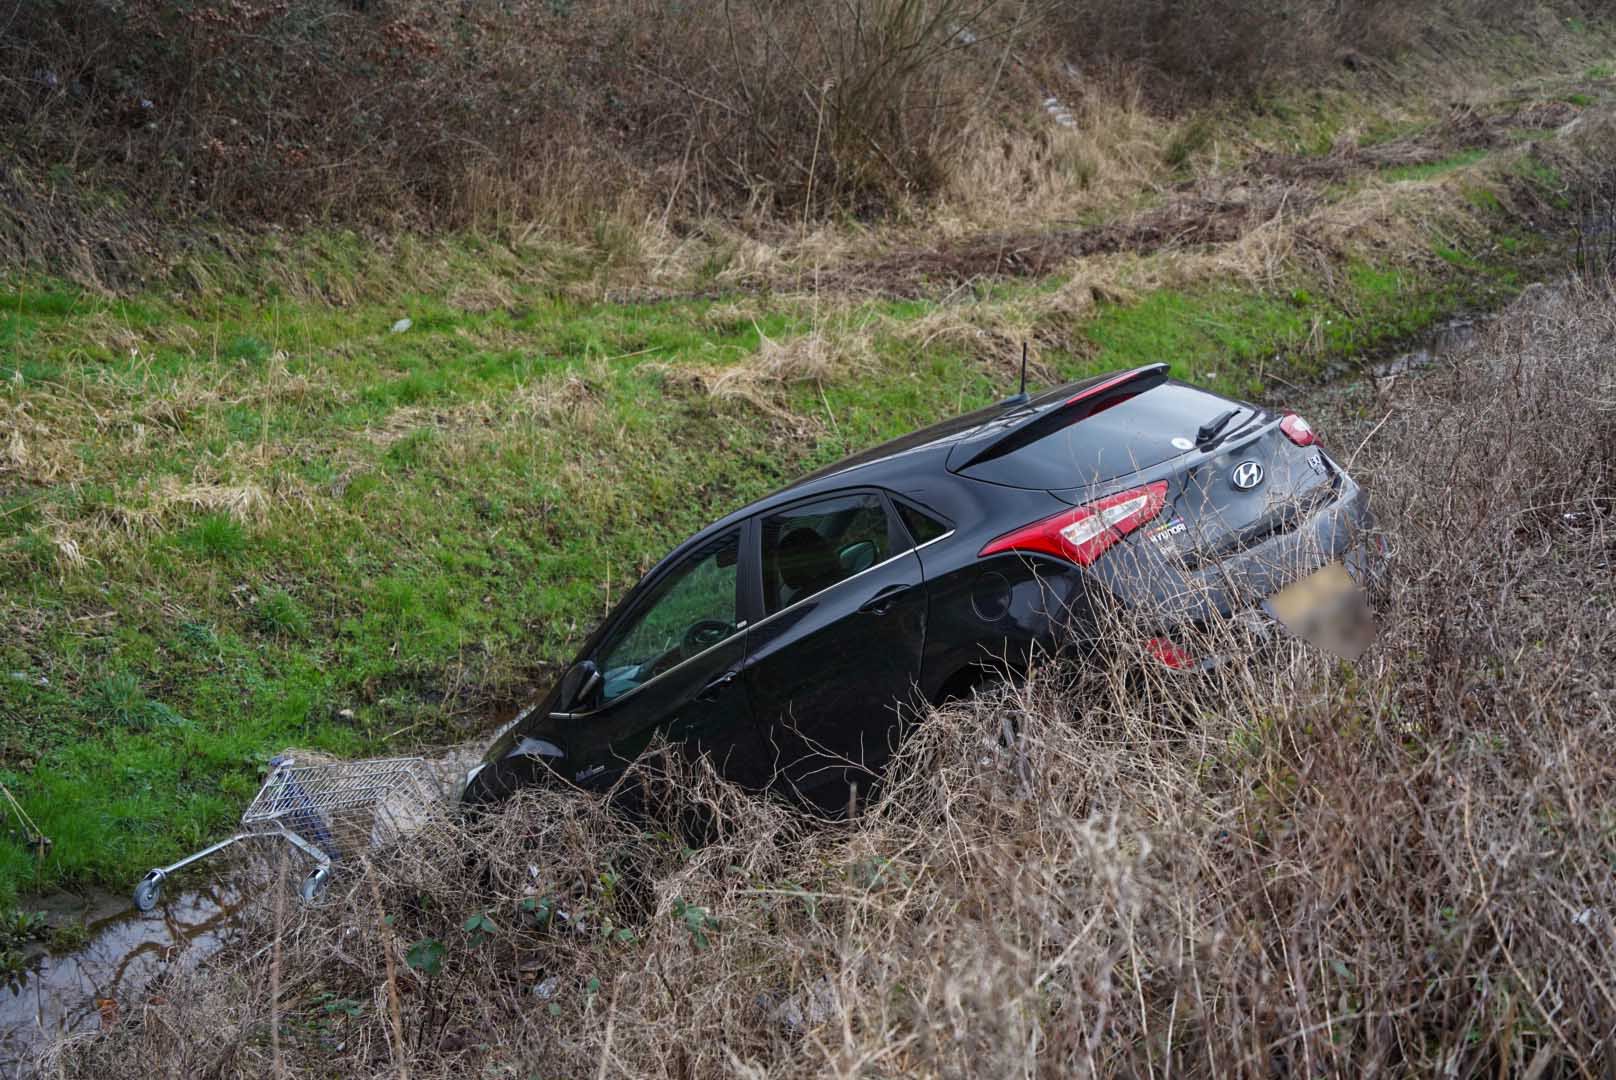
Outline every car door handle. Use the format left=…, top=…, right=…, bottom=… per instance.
left=859, top=583, right=912, bottom=616
left=696, top=670, right=739, bottom=702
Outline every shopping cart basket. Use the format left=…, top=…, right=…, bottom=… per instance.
left=132, top=755, right=441, bottom=912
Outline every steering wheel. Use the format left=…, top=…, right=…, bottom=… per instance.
left=681, top=619, right=732, bottom=658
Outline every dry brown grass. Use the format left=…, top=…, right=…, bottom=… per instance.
left=39, top=278, right=1616, bottom=1078
left=893, top=305, right=1058, bottom=384
left=4, top=0, right=1599, bottom=289
left=0, top=402, right=64, bottom=487
left=939, top=77, right=1169, bottom=233
left=648, top=317, right=877, bottom=417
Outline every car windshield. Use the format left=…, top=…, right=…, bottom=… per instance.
left=595, top=530, right=740, bottom=702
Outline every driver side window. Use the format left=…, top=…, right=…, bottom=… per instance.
left=596, top=530, right=741, bottom=703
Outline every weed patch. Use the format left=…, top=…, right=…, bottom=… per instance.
left=1380, top=147, right=1490, bottom=182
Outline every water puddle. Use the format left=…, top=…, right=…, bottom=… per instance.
left=0, top=742, right=489, bottom=1076
left=0, top=884, right=245, bottom=1075
left=1364, top=283, right=1570, bottom=389
left=1369, top=315, right=1483, bottom=382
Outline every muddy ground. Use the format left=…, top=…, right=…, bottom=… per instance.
left=603, top=100, right=1592, bottom=304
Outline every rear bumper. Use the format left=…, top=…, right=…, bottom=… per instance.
left=1137, top=527, right=1385, bottom=674
left=1093, top=464, right=1379, bottom=630
left=923, top=461, right=1382, bottom=693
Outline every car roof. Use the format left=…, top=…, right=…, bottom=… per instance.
left=690, top=367, right=1156, bottom=538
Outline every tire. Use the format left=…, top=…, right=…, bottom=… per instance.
left=299, top=865, right=332, bottom=904
left=133, top=870, right=165, bottom=912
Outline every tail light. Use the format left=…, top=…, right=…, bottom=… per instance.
left=1145, top=638, right=1196, bottom=670
left=979, top=481, right=1168, bottom=566
left=1280, top=413, right=1317, bottom=447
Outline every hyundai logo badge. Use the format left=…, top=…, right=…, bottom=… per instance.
left=1231, top=460, right=1265, bottom=491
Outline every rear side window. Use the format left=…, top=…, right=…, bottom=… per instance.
left=761, top=493, right=893, bottom=615
left=896, top=501, right=949, bottom=545
left=953, top=383, right=1251, bottom=490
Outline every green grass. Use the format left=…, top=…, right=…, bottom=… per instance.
left=1083, top=289, right=1309, bottom=396
left=1379, top=148, right=1490, bottom=184
left=1356, top=119, right=1430, bottom=149
left=1073, top=248, right=1527, bottom=401
left=0, top=282, right=961, bottom=899
left=1513, top=155, right=1571, bottom=209
left=1242, top=90, right=1356, bottom=157
left=1165, top=115, right=1217, bottom=171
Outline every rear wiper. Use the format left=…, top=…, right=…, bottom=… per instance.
left=1195, top=409, right=1241, bottom=450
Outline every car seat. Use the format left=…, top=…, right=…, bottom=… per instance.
left=773, top=527, right=844, bottom=610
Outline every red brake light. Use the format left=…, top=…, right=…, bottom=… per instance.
left=1063, top=367, right=1156, bottom=407
left=1280, top=413, right=1317, bottom=447
left=1145, top=638, right=1196, bottom=670
left=979, top=481, right=1168, bottom=566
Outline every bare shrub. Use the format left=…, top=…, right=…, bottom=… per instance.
left=4, top=0, right=1596, bottom=268
left=1043, top=0, right=1590, bottom=96
left=1, top=0, right=1013, bottom=235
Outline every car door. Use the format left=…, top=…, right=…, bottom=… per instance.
left=559, top=526, right=767, bottom=790
left=743, top=490, right=927, bottom=811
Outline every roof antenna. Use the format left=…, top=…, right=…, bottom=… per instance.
left=999, top=341, right=1032, bottom=409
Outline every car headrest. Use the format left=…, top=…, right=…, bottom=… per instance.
left=776, top=527, right=840, bottom=596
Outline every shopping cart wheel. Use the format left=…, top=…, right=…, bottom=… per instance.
left=133, top=869, right=166, bottom=913
left=299, top=864, right=332, bottom=904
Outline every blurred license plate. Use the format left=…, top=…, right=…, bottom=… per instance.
left=1263, top=562, right=1376, bottom=660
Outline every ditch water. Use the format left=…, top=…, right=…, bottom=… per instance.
left=0, top=885, right=246, bottom=1075
left=1367, top=316, right=1480, bottom=380
left=0, top=742, right=486, bottom=1077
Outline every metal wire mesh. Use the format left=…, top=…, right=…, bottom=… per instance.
left=241, top=757, right=442, bottom=859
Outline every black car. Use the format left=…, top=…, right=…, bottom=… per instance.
left=463, top=363, right=1375, bottom=809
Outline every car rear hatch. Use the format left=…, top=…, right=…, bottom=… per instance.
left=1089, top=420, right=1340, bottom=571
left=955, top=368, right=1358, bottom=620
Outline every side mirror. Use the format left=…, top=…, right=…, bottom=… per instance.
left=558, top=660, right=602, bottom=712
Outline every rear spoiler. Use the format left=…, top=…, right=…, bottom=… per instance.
left=948, top=363, right=1171, bottom=473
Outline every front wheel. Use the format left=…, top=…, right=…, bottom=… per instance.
left=133, top=870, right=166, bottom=913
left=299, top=865, right=332, bottom=904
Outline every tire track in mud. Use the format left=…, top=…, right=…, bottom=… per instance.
left=606, top=99, right=1590, bottom=305
left=808, top=186, right=1320, bottom=297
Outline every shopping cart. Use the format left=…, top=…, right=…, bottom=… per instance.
left=132, top=755, right=442, bottom=912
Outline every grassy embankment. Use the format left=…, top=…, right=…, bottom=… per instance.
left=3, top=39, right=1615, bottom=902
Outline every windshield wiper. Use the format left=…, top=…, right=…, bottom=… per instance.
left=1195, top=409, right=1241, bottom=450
